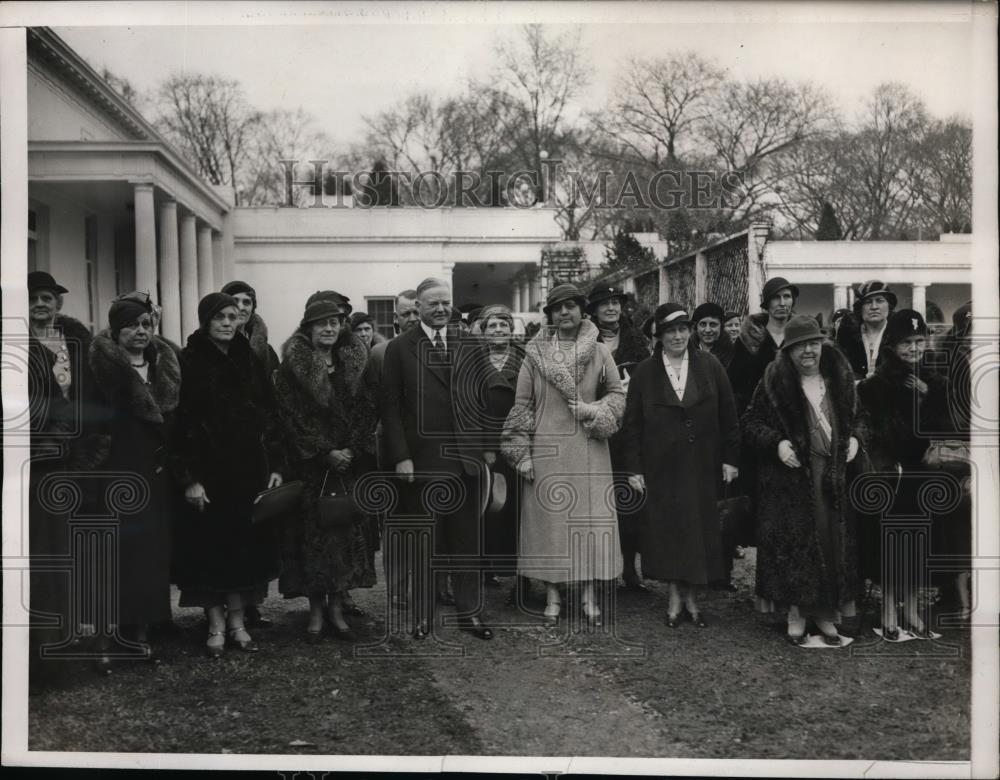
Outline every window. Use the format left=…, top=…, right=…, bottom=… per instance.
left=365, top=297, right=396, bottom=340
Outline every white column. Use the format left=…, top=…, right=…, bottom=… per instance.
left=179, top=214, right=199, bottom=338
left=441, top=261, right=455, bottom=293
left=833, top=283, right=850, bottom=312
left=133, top=183, right=157, bottom=297
left=212, top=232, right=225, bottom=290
left=511, top=279, right=522, bottom=312
left=529, top=269, right=542, bottom=310
left=658, top=263, right=669, bottom=303
left=197, top=224, right=214, bottom=298
left=911, top=283, right=928, bottom=317
left=157, top=200, right=181, bottom=344
left=520, top=277, right=531, bottom=312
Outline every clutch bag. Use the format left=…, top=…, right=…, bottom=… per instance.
left=251, top=480, right=303, bottom=526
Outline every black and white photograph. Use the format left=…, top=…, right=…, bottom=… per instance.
left=1, top=1, right=997, bottom=776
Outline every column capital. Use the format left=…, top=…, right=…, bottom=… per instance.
left=441, top=261, right=456, bottom=272
left=911, top=282, right=930, bottom=289
left=131, top=181, right=155, bottom=193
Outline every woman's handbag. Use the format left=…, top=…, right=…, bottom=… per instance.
left=318, top=470, right=358, bottom=528
left=251, top=480, right=303, bottom=526
left=922, top=439, right=971, bottom=473
left=718, top=483, right=752, bottom=551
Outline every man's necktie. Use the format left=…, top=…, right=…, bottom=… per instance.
left=433, top=329, right=445, bottom=350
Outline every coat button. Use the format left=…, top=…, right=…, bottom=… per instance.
left=688, top=435, right=696, bottom=443
left=685, top=419, right=693, bottom=428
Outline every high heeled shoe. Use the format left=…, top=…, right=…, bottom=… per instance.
left=227, top=626, right=259, bottom=652
left=582, top=602, right=602, bottom=627
left=688, top=610, right=708, bottom=629
left=206, top=631, right=226, bottom=658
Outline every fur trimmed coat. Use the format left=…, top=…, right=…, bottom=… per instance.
left=501, top=319, right=625, bottom=583
left=243, top=312, right=280, bottom=377
left=620, top=345, right=740, bottom=584
left=742, top=344, right=864, bottom=610
left=274, top=330, right=378, bottom=597
left=171, top=330, right=288, bottom=604
left=726, top=313, right=782, bottom=415
left=87, top=333, right=178, bottom=625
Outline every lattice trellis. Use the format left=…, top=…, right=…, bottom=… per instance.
left=668, top=258, right=697, bottom=311
left=633, top=270, right=659, bottom=308
left=705, top=239, right=749, bottom=315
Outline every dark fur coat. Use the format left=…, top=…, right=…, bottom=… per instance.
left=690, top=329, right=736, bottom=369
left=727, top=313, right=781, bottom=415
left=172, top=329, right=288, bottom=597
left=243, top=312, right=280, bottom=376
left=742, top=344, right=865, bottom=608
left=86, top=331, right=179, bottom=624
left=274, top=330, right=376, bottom=463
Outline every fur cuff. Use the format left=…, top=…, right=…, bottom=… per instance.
left=500, top=400, right=535, bottom=468
left=583, top=391, right=625, bottom=440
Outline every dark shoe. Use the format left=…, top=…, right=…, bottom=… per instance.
left=665, top=613, right=682, bottom=629
left=343, top=604, right=367, bottom=618
left=620, top=579, right=650, bottom=593
left=785, top=632, right=808, bottom=646
left=689, top=611, right=708, bottom=628
left=436, top=591, right=457, bottom=607
left=821, top=632, right=841, bottom=646
left=206, top=631, right=226, bottom=659
left=327, top=624, right=358, bottom=642
left=305, top=629, right=323, bottom=645
left=412, top=621, right=430, bottom=640
left=904, top=622, right=934, bottom=640
left=227, top=627, right=259, bottom=653
left=457, top=617, right=494, bottom=640
left=882, top=626, right=901, bottom=642
left=245, top=613, right=273, bottom=629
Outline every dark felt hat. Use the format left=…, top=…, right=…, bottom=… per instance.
left=306, top=289, right=353, bottom=315
left=781, top=314, right=824, bottom=350
left=300, top=299, right=346, bottom=329
left=543, top=283, right=588, bottom=315
left=585, top=284, right=626, bottom=313
left=853, top=280, right=897, bottom=314
left=883, top=308, right=927, bottom=348
left=760, top=277, right=799, bottom=306
left=198, top=293, right=238, bottom=330
left=349, top=311, right=373, bottom=330
left=108, top=295, right=152, bottom=332
left=221, top=280, right=257, bottom=309
left=28, top=271, right=68, bottom=295
left=652, top=302, right=692, bottom=337
left=692, top=302, right=726, bottom=324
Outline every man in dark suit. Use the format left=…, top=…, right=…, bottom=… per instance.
left=380, top=277, right=494, bottom=640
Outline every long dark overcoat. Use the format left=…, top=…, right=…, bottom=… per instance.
left=742, top=344, right=864, bottom=609
left=88, top=332, right=179, bottom=627
left=619, top=345, right=740, bottom=584
left=274, top=330, right=377, bottom=598
left=856, top=350, right=958, bottom=580
left=172, top=329, right=287, bottom=603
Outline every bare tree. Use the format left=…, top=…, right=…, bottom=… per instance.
left=241, top=108, right=332, bottom=206
left=154, top=73, right=262, bottom=205
left=594, top=52, right=725, bottom=168
left=910, top=116, right=972, bottom=234
left=494, top=25, right=590, bottom=190
left=701, top=78, right=836, bottom=223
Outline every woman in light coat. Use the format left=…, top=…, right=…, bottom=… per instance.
left=501, top=284, right=625, bottom=626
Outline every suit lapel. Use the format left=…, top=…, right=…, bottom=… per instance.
left=409, top=325, right=451, bottom=390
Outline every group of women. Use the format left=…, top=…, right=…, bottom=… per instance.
left=27, top=267, right=972, bottom=675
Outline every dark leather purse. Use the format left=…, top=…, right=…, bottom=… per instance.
left=718, top=483, right=752, bottom=550
left=251, top=480, right=303, bottom=526
left=318, top=470, right=358, bottom=528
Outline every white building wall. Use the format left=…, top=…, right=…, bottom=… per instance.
left=27, top=62, right=132, bottom=143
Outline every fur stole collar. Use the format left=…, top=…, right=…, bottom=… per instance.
left=89, top=332, right=181, bottom=423
left=761, top=344, right=856, bottom=456
left=53, top=314, right=92, bottom=345
left=873, top=350, right=933, bottom=384
left=524, top=318, right=600, bottom=403
left=244, top=312, right=272, bottom=367
left=738, top=312, right=768, bottom=355
left=599, top=317, right=650, bottom=367
left=280, top=331, right=368, bottom=407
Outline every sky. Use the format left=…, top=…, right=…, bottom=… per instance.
left=53, top=5, right=977, bottom=150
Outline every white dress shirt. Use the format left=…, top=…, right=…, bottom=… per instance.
left=661, top=351, right=689, bottom=401
left=420, top=321, right=447, bottom=347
